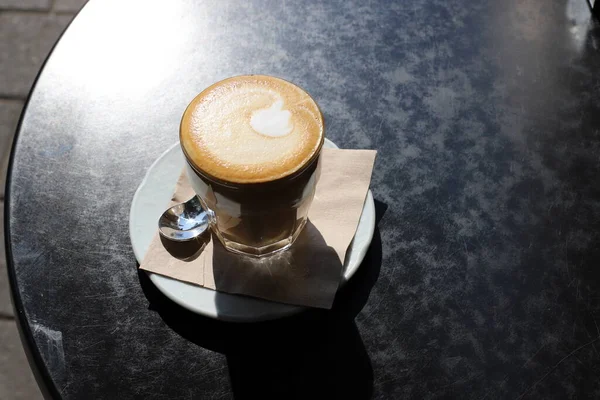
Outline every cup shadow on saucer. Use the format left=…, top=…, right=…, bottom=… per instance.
left=136, top=199, right=387, bottom=399
left=210, top=220, right=342, bottom=308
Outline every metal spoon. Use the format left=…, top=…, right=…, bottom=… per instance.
left=158, top=196, right=210, bottom=241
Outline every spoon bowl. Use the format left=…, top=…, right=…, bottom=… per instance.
left=158, top=196, right=209, bottom=241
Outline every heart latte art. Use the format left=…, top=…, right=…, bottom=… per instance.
left=180, top=75, right=324, bottom=183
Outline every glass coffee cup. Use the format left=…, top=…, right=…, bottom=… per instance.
left=180, top=75, right=324, bottom=257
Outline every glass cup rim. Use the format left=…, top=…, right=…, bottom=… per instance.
left=183, top=146, right=323, bottom=190
left=180, top=74, right=325, bottom=189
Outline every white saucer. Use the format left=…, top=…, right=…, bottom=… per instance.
left=129, top=139, right=376, bottom=322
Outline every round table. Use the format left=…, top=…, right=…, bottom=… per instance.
left=6, top=0, right=600, bottom=398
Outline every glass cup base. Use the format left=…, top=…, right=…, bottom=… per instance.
left=213, top=219, right=308, bottom=258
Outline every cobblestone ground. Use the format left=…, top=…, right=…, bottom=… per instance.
left=1, top=1, right=87, bottom=398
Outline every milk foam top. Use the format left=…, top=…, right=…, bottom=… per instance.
left=180, top=75, right=324, bottom=184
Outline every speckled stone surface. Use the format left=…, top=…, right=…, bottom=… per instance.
left=5, top=0, right=600, bottom=398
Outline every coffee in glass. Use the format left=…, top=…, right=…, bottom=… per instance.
left=180, top=75, right=324, bottom=257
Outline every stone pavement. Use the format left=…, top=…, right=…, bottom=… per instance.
left=1, top=0, right=87, bottom=398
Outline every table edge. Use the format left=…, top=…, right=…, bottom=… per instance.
left=3, top=5, right=84, bottom=399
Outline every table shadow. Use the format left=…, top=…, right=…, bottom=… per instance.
left=136, top=200, right=387, bottom=399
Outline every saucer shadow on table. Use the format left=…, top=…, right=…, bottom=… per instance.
left=136, top=200, right=387, bottom=399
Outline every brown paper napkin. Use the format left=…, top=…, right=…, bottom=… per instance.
left=140, top=148, right=377, bottom=309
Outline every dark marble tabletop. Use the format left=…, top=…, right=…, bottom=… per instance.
left=5, top=0, right=600, bottom=398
